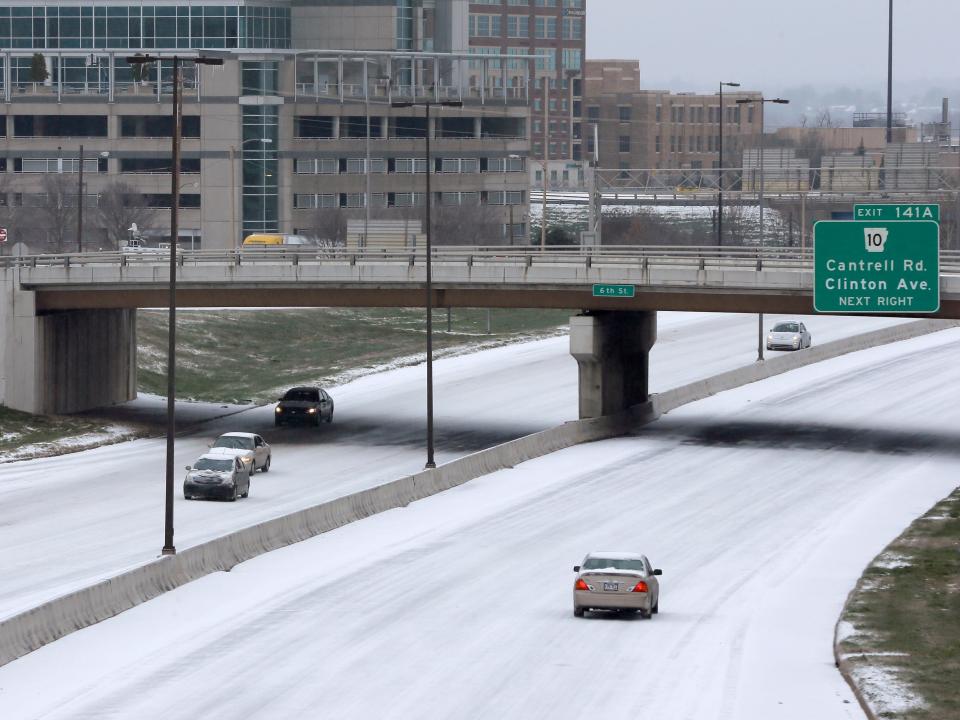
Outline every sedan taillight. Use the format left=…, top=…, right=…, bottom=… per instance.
left=574, top=579, right=589, bottom=591
left=631, top=581, right=649, bottom=593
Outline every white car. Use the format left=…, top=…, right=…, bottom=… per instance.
left=209, top=432, right=271, bottom=473
left=766, top=321, right=812, bottom=351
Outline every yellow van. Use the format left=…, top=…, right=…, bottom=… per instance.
left=242, top=233, right=285, bottom=247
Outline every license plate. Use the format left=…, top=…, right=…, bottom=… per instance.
left=602, top=582, right=619, bottom=592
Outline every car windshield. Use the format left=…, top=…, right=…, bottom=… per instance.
left=283, top=389, right=320, bottom=402
left=194, top=458, right=233, bottom=472
left=582, top=557, right=646, bottom=572
left=773, top=322, right=800, bottom=333
left=213, top=436, right=254, bottom=450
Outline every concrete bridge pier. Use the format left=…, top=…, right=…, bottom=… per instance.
left=570, top=311, right=657, bottom=419
left=1, top=285, right=137, bottom=415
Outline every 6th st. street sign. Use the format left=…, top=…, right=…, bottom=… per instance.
left=814, top=220, right=940, bottom=313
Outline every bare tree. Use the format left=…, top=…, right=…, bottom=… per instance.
left=433, top=205, right=502, bottom=246
left=96, top=181, right=159, bottom=249
left=0, top=174, right=38, bottom=252
left=33, top=173, right=77, bottom=253
left=302, top=208, right=346, bottom=245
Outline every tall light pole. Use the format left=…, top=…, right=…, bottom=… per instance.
left=717, top=81, right=740, bottom=247
left=76, top=147, right=109, bottom=253
left=541, top=76, right=549, bottom=250
left=127, top=53, right=223, bottom=557
left=392, top=98, right=462, bottom=469
left=505, top=153, right=521, bottom=244
left=76, top=144, right=84, bottom=253
left=887, top=0, right=894, bottom=145
left=738, top=96, right=789, bottom=362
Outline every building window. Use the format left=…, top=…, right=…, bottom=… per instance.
left=535, top=16, right=558, bottom=39
left=390, top=192, right=424, bottom=208
left=655, top=105, right=662, bottom=122
left=0, top=5, right=291, bottom=51
left=562, top=18, right=583, bottom=39
left=619, top=135, right=631, bottom=153
left=295, top=116, right=334, bottom=139
left=15, top=115, right=108, bottom=137
left=535, top=48, right=557, bottom=72
left=507, top=15, right=529, bottom=38
left=618, top=106, right=631, bottom=122
left=469, top=14, right=502, bottom=38
left=395, top=158, right=427, bottom=173
left=561, top=48, right=581, bottom=71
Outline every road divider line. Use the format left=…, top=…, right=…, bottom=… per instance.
left=1, top=317, right=956, bottom=667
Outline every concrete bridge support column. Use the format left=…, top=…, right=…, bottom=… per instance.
left=1, top=286, right=137, bottom=414
left=570, top=311, right=657, bottom=419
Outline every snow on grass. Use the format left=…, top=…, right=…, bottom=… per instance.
left=872, top=553, right=912, bottom=570
left=850, top=664, right=927, bottom=716
left=0, top=425, right=144, bottom=464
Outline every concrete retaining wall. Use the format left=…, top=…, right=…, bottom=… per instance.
left=1, top=317, right=956, bottom=667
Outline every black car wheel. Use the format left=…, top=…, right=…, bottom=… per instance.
left=230, top=485, right=238, bottom=502
left=262, top=456, right=270, bottom=473
left=573, top=606, right=585, bottom=618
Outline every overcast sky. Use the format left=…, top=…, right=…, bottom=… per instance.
left=586, top=0, right=959, bottom=96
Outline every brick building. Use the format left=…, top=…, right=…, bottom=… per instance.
left=583, top=60, right=763, bottom=171
left=468, top=0, right=586, bottom=162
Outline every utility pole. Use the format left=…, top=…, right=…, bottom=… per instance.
left=886, top=0, right=894, bottom=144
left=76, top=144, right=83, bottom=253
left=541, top=76, right=549, bottom=250
left=717, top=82, right=740, bottom=247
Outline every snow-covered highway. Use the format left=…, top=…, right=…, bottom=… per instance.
left=0, top=313, right=906, bottom=625
left=2, top=326, right=958, bottom=719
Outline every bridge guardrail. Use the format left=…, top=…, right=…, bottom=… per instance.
left=5, top=245, right=960, bottom=275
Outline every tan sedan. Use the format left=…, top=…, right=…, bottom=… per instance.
left=573, top=552, right=662, bottom=618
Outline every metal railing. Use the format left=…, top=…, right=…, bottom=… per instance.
left=595, top=167, right=960, bottom=196
left=6, top=244, right=960, bottom=276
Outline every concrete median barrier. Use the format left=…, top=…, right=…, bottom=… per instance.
left=1, top=317, right=956, bottom=667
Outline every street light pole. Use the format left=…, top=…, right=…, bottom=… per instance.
left=541, top=77, right=549, bottom=250
left=76, top=144, right=83, bottom=253
left=737, top=96, right=789, bottom=246
left=737, top=96, right=789, bottom=363
left=886, top=0, right=894, bottom=145
left=364, top=60, right=371, bottom=247
left=127, top=53, right=223, bottom=557
left=392, top=98, right=462, bottom=470
left=717, top=82, right=740, bottom=247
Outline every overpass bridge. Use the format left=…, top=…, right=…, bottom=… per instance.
left=4, top=245, right=960, bottom=417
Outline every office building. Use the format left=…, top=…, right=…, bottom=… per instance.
left=0, top=1, right=533, bottom=251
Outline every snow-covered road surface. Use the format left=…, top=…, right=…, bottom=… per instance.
left=0, top=313, right=906, bottom=623
left=2, top=327, right=958, bottom=719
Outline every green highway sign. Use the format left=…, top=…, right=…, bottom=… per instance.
left=854, top=203, right=940, bottom=222
left=814, top=220, right=940, bottom=313
left=592, top=284, right=635, bottom=298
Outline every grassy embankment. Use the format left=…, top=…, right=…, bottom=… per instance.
left=0, top=405, right=143, bottom=459
left=137, top=307, right=570, bottom=404
left=838, top=487, right=960, bottom=719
